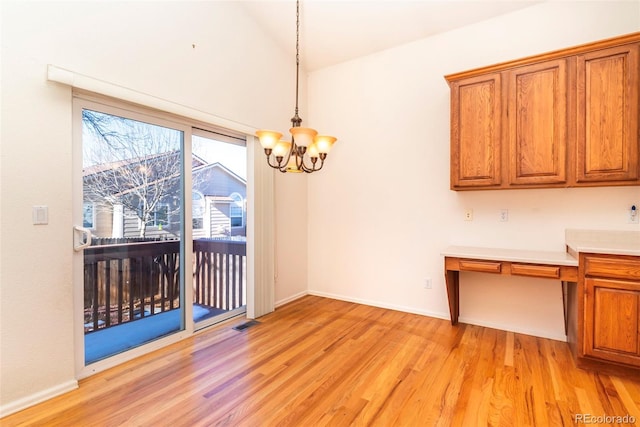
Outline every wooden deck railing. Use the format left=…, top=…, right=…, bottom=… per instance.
left=193, top=239, right=246, bottom=311
left=84, top=238, right=246, bottom=333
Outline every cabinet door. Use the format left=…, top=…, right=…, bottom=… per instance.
left=450, top=73, right=502, bottom=189
left=507, top=60, right=568, bottom=185
left=576, top=43, right=639, bottom=183
left=584, top=277, right=640, bottom=366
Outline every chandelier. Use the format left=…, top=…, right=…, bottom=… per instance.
left=255, top=0, right=337, bottom=173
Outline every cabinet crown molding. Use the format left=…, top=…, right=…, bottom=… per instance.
left=445, top=31, right=640, bottom=83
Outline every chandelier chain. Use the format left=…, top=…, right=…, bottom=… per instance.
left=292, top=0, right=301, bottom=127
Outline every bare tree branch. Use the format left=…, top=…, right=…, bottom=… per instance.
left=82, top=110, right=183, bottom=237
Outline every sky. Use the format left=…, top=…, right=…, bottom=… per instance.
left=83, top=109, right=247, bottom=180
left=193, top=134, right=247, bottom=180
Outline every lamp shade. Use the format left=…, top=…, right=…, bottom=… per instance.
left=314, top=135, right=337, bottom=154
left=273, top=140, right=291, bottom=158
left=307, top=142, right=319, bottom=158
left=256, top=130, right=283, bottom=150
left=290, top=127, right=317, bottom=148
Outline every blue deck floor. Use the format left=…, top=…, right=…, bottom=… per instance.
left=85, top=305, right=225, bottom=364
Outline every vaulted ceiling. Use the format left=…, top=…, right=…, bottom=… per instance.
left=240, top=0, right=541, bottom=71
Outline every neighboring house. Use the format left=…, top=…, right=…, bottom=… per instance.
left=83, top=152, right=246, bottom=241
left=190, top=162, right=247, bottom=239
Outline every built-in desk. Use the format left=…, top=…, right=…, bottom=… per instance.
left=441, top=246, right=578, bottom=333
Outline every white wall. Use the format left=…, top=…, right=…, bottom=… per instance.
left=307, top=1, right=640, bottom=341
left=274, top=173, right=309, bottom=304
left=0, top=0, right=308, bottom=413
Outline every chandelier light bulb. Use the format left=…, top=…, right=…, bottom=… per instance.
left=307, top=142, right=319, bottom=159
left=273, top=141, right=291, bottom=158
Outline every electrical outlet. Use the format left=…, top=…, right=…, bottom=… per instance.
left=464, top=209, right=473, bottom=221
left=32, top=205, right=48, bottom=225
left=630, top=204, right=639, bottom=224
left=424, top=278, right=432, bottom=289
left=499, top=209, right=509, bottom=222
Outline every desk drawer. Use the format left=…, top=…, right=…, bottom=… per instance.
left=511, top=263, right=560, bottom=279
left=459, top=260, right=502, bottom=273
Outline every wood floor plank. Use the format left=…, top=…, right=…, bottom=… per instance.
left=2, top=295, right=640, bottom=427
left=611, top=376, right=640, bottom=422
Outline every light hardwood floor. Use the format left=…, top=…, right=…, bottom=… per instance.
left=3, top=295, right=640, bottom=426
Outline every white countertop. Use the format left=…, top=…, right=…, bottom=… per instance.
left=441, top=245, right=579, bottom=266
left=565, top=229, right=640, bottom=257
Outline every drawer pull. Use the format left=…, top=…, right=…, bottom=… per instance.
left=459, top=260, right=502, bottom=273
left=511, top=264, right=560, bottom=279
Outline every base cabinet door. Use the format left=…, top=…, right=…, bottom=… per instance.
left=584, top=277, right=640, bottom=366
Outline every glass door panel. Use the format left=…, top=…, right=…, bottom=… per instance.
left=81, top=108, right=185, bottom=364
left=192, top=131, right=247, bottom=329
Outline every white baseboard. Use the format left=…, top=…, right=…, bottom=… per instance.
left=307, top=290, right=450, bottom=321
left=275, top=290, right=309, bottom=308
left=0, top=379, right=78, bottom=418
left=307, top=290, right=567, bottom=342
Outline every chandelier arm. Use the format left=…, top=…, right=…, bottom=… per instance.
left=297, top=155, right=324, bottom=173
left=268, top=154, right=289, bottom=173
left=299, top=158, right=312, bottom=173
left=265, top=154, right=283, bottom=169
left=290, top=136, right=307, bottom=173
left=264, top=150, right=292, bottom=172
left=310, top=158, right=324, bottom=172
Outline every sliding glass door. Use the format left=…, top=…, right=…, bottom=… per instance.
left=191, top=129, right=248, bottom=330
left=74, top=96, right=250, bottom=368
left=77, top=101, right=187, bottom=365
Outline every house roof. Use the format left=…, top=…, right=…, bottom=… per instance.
left=83, top=151, right=208, bottom=177
left=193, top=162, right=246, bottom=185
left=84, top=152, right=245, bottom=198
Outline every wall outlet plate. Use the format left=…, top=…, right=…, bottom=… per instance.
left=32, top=205, right=48, bottom=225
left=630, top=204, right=639, bottom=224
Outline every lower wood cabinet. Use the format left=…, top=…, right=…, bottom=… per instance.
left=580, top=253, right=640, bottom=368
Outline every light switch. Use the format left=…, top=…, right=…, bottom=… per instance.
left=33, top=205, right=48, bottom=225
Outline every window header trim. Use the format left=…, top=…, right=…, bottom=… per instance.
left=48, top=64, right=256, bottom=137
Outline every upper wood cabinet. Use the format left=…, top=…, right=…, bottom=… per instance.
left=449, top=73, right=502, bottom=188
left=507, top=59, right=568, bottom=186
left=446, top=32, right=640, bottom=191
left=576, top=44, right=639, bottom=184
